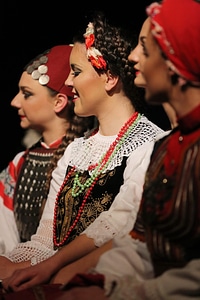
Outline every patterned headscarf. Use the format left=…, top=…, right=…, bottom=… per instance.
left=147, top=0, right=200, bottom=85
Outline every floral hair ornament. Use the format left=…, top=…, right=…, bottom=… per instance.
left=83, top=22, right=107, bottom=70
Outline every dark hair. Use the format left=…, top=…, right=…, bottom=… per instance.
left=73, top=11, right=147, bottom=114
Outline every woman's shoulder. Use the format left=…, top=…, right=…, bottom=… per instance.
left=129, top=114, right=164, bottom=142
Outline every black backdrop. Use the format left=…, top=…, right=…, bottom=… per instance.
left=1, top=0, right=168, bottom=171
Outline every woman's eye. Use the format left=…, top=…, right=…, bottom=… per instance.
left=23, top=91, right=32, bottom=99
left=142, top=45, right=148, bottom=57
left=140, top=37, right=148, bottom=57
left=72, top=71, right=81, bottom=77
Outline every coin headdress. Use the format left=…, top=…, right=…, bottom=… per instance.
left=25, top=45, right=73, bottom=97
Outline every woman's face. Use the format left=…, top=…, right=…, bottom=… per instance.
left=66, top=42, right=108, bottom=118
left=128, top=18, right=150, bottom=88
left=141, top=30, right=172, bottom=105
left=129, top=18, right=177, bottom=128
left=11, top=72, right=57, bottom=131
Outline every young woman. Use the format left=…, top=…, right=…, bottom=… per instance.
left=106, top=1, right=200, bottom=296
left=0, top=12, right=164, bottom=291
left=52, top=0, right=200, bottom=298
left=0, top=45, right=94, bottom=254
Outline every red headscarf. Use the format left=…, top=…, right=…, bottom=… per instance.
left=147, top=0, right=200, bottom=85
left=25, top=45, right=73, bottom=97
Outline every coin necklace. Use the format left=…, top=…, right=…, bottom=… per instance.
left=53, top=111, right=141, bottom=247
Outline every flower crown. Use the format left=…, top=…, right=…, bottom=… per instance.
left=83, top=22, right=107, bottom=70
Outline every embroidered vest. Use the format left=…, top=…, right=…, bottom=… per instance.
left=14, top=143, right=56, bottom=242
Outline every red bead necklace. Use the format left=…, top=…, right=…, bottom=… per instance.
left=53, top=112, right=140, bottom=247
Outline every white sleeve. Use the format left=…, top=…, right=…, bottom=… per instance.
left=0, top=152, right=25, bottom=254
left=95, top=235, right=154, bottom=281
left=0, top=203, right=20, bottom=255
left=83, top=141, right=155, bottom=247
left=107, top=259, right=200, bottom=300
left=5, top=145, right=73, bottom=263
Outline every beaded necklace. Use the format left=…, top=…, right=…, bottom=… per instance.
left=53, top=111, right=141, bottom=247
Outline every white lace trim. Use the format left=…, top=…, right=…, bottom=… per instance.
left=5, top=219, right=56, bottom=264
left=85, top=215, right=118, bottom=247
left=69, top=115, right=163, bottom=174
left=84, top=201, right=139, bottom=247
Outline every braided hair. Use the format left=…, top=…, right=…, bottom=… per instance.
left=73, top=11, right=147, bottom=114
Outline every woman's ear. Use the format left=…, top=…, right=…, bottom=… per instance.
left=166, top=60, right=187, bottom=86
left=105, top=70, right=119, bottom=91
left=54, top=93, right=68, bottom=113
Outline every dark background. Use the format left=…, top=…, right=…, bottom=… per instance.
left=1, top=0, right=168, bottom=171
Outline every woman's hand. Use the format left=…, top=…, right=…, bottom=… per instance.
left=0, top=256, right=17, bottom=279
left=2, top=261, right=51, bottom=293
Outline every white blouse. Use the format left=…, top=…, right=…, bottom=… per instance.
left=6, top=116, right=166, bottom=263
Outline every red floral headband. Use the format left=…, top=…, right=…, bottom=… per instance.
left=83, top=22, right=107, bottom=70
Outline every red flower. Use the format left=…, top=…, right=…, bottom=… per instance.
left=90, top=56, right=106, bottom=70
left=85, top=34, right=95, bottom=49
left=98, top=56, right=107, bottom=70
